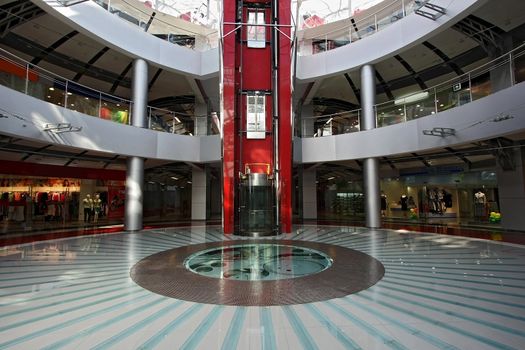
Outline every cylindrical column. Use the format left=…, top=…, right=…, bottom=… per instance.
left=125, top=58, right=148, bottom=231
left=361, top=64, right=381, bottom=228
left=363, top=158, right=380, bottom=228
left=131, top=58, right=148, bottom=128
left=360, top=64, right=376, bottom=131
left=125, top=157, right=144, bottom=230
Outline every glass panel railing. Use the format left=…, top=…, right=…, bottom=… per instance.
left=0, top=48, right=219, bottom=135
left=514, top=47, right=525, bottom=84
left=299, top=43, right=525, bottom=137
left=100, top=93, right=131, bottom=124
left=0, top=57, right=27, bottom=94
left=435, top=75, right=471, bottom=113
left=297, top=0, right=417, bottom=56
left=92, top=0, right=218, bottom=51
left=300, top=110, right=360, bottom=137
left=376, top=101, right=405, bottom=127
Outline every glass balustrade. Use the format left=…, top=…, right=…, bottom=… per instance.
left=0, top=48, right=218, bottom=136
left=297, top=0, right=418, bottom=56
left=299, top=43, right=525, bottom=137
left=92, top=0, right=219, bottom=51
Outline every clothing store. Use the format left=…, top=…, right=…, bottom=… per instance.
left=0, top=174, right=125, bottom=229
left=380, top=169, right=499, bottom=224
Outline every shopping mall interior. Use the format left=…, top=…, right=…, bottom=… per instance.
left=0, top=0, right=525, bottom=348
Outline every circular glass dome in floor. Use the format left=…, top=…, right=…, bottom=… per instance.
left=184, top=244, right=333, bottom=280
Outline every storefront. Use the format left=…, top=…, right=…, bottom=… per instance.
left=380, top=168, right=499, bottom=225
left=0, top=160, right=125, bottom=231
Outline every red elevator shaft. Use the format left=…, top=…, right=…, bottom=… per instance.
left=222, top=0, right=292, bottom=234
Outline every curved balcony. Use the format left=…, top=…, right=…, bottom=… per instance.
left=0, top=48, right=220, bottom=137
left=296, top=0, right=421, bottom=56
left=33, top=0, right=219, bottom=78
left=299, top=44, right=525, bottom=138
left=296, top=0, right=487, bottom=81
left=0, top=48, right=221, bottom=162
left=297, top=44, right=525, bottom=163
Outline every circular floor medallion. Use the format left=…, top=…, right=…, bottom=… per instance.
left=130, top=239, right=384, bottom=306
left=184, top=244, right=333, bottom=281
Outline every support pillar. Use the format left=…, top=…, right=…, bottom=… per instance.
left=360, top=64, right=381, bottom=228
left=191, top=167, right=207, bottom=221
left=302, top=167, right=317, bottom=219
left=497, top=146, right=525, bottom=230
left=301, top=104, right=315, bottom=137
left=194, top=103, right=208, bottom=136
left=125, top=58, right=148, bottom=231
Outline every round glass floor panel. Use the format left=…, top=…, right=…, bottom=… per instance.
left=184, top=244, right=333, bottom=280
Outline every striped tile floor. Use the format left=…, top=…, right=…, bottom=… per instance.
left=0, top=225, right=524, bottom=349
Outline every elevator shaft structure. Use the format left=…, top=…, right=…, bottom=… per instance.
left=222, top=0, right=292, bottom=236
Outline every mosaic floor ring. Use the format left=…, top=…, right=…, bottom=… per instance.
left=130, top=239, right=385, bottom=306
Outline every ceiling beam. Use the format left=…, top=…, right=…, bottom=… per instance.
left=64, top=150, right=88, bottom=166
left=411, top=152, right=431, bottom=167
left=394, top=54, right=427, bottom=89
left=343, top=73, right=361, bottom=104
left=110, top=61, right=133, bottom=94
left=422, top=41, right=464, bottom=76
left=31, top=30, right=79, bottom=65
left=382, top=156, right=397, bottom=170
left=375, top=70, right=394, bottom=100
left=103, top=155, right=120, bottom=169
left=148, top=68, right=163, bottom=91
left=444, top=146, right=471, bottom=166
left=73, top=46, right=110, bottom=82
left=21, top=144, right=52, bottom=161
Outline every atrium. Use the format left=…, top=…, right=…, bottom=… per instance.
left=0, top=0, right=524, bottom=348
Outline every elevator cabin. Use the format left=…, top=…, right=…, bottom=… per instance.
left=222, top=0, right=292, bottom=236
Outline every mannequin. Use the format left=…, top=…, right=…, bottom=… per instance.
left=83, top=194, right=93, bottom=222
left=474, top=190, right=486, bottom=204
left=93, top=194, right=102, bottom=223
left=474, top=190, right=486, bottom=218
left=380, top=192, right=387, bottom=217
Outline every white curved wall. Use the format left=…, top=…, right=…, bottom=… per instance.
left=296, top=0, right=488, bottom=82
left=298, top=82, right=525, bottom=163
left=3, top=81, right=524, bottom=166
left=33, top=0, right=219, bottom=79
left=0, top=85, right=221, bottom=162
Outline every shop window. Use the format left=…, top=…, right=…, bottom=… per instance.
left=247, top=10, right=265, bottom=48
left=246, top=94, right=266, bottom=139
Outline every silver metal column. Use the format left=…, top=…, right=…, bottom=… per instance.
left=361, top=64, right=381, bottom=228
left=125, top=58, right=148, bottom=231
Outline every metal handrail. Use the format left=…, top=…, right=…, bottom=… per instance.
left=300, top=42, right=525, bottom=136
left=0, top=47, right=218, bottom=135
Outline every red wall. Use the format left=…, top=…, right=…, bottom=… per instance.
left=0, top=160, right=125, bottom=180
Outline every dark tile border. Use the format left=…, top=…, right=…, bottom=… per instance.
left=130, top=239, right=385, bottom=306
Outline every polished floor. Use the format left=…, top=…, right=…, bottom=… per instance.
left=0, top=225, right=524, bottom=349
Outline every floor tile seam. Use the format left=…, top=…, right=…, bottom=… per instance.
left=380, top=277, right=525, bottom=309
left=353, top=292, right=519, bottom=350
left=362, top=286, right=525, bottom=337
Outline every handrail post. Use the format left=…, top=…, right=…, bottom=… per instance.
left=98, top=93, right=102, bottom=118
left=509, top=52, right=515, bottom=86
left=24, top=63, right=29, bottom=95
left=402, top=0, right=406, bottom=16
left=148, top=107, right=152, bottom=129
left=468, top=73, right=473, bottom=102
left=128, top=102, right=132, bottom=125
left=374, top=14, right=377, bottom=32
left=433, top=87, right=438, bottom=114
left=64, top=80, right=68, bottom=108
left=324, top=34, right=328, bottom=52
left=403, top=103, right=407, bottom=122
